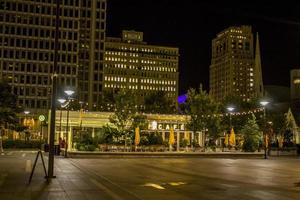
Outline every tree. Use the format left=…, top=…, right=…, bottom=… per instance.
left=240, top=114, right=261, bottom=152
left=109, top=89, right=147, bottom=146
left=0, top=80, right=23, bottom=152
left=185, top=85, right=221, bottom=146
left=144, top=91, right=176, bottom=114
left=220, top=95, right=259, bottom=133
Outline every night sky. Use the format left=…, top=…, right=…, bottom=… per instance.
left=106, top=1, right=300, bottom=95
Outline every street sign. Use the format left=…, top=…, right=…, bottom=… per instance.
left=39, top=115, right=46, bottom=122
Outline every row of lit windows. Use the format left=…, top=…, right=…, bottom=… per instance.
left=104, top=83, right=176, bottom=92
left=230, top=35, right=247, bottom=39
left=104, top=76, right=126, bottom=82
left=141, top=86, right=176, bottom=91
left=112, top=46, right=178, bottom=55
left=230, top=29, right=243, bottom=33
left=141, top=66, right=176, bottom=72
left=141, top=79, right=176, bottom=85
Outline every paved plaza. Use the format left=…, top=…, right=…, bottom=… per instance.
left=0, top=150, right=300, bottom=200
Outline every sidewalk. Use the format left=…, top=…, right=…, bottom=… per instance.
left=68, top=150, right=265, bottom=159
left=0, top=154, right=136, bottom=200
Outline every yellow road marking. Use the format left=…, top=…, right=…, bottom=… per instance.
left=169, top=182, right=187, bottom=186
left=142, top=183, right=165, bottom=190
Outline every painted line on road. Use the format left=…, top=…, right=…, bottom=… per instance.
left=25, top=160, right=32, bottom=173
left=168, top=182, right=187, bottom=186
left=142, top=183, right=165, bottom=190
left=90, top=178, right=123, bottom=200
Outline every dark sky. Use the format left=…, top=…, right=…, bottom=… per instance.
left=106, top=1, right=300, bottom=95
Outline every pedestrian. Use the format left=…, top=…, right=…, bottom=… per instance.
left=59, top=137, right=63, bottom=148
left=61, top=138, right=66, bottom=149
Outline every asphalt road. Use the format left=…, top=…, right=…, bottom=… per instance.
left=0, top=150, right=300, bottom=200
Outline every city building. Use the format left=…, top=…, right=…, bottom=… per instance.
left=104, top=30, right=179, bottom=104
left=290, top=69, right=300, bottom=101
left=209, top=25, right=264, bottom=102
left=0, top=0, right=107, bottom=114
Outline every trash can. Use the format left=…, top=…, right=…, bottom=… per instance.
left=43, top=144, right=49, bottom=152
left=54, top=145, right=61, bottom=155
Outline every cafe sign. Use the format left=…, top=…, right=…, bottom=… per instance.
left=149, top=121, right=185, bottom=131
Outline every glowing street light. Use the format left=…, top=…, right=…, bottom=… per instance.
left=57, top=98, right=66, bottom=145
left=260, top=100, right=269, bottom=159
left=226, top=106, right=235, bottom=128
left=64, top=90, right=74, bottom=157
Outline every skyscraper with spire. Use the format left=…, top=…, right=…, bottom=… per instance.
left=209, top=25, right=264, bottom=102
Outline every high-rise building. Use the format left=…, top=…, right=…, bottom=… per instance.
left=209, top=25, right=264, bottom=102
left=104, top=30, right=179, bottom=104
left=290, top=69, right=300, bottom=100
left=0, top=0, right=106, bottom=113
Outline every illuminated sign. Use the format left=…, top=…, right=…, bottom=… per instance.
left=149, top=121, right=185, bottom=131
left=38, top=115, right=46, bottom=122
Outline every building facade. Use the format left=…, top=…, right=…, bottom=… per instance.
left=290, top=69, right=300, bottom=100
left=209, top=25, right=264, bottom=102
left=0, top=0, right=107, bottom=114
left=104, top=30, right=179, bottom=104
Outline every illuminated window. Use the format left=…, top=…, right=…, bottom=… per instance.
left=294, top=79, right=300, bottom=84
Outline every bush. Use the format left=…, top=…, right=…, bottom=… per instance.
left=3, top=140, right=44, bottom=149
left=180, top=139, right=189, bottom=147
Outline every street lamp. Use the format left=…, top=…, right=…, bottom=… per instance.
left=226, top=106, right=235, bottom=128
left=64, top=89, right=74, bottom=157
left=260, top=100, right=269, bottom=159
left=57, top=98, right=66, bottom=142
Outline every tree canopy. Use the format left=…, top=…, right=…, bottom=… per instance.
left=0, top=80, right=22, bottom=128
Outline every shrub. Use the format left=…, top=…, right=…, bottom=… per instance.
left=3, top=140, right=43, bottom=149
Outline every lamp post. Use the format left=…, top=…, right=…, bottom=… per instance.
left=226, top=106, right=235, bottom=128
left=260, top=100, right=269, bottom=159
left=24, top=111, right=30, bottom=141
left=57, top=98, right=66, bottom=141
left=64, top=90, right=74, bottom=157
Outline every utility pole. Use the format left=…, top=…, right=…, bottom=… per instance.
left=48, top=0, right=60, bottom=179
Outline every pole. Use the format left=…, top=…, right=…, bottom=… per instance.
left=48, top=0, right=60, bottom=179
left=65, top=107, right=69, bottom=158
left=229, top=113, right=232, bottom=128
left=263, top=107, right=267, bottom=159
left=59, top=108, right=62, bottom=138
left=40, top=121, right=43, bottom=143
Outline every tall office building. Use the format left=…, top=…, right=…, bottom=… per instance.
left=209, top=25, right=264, bottom=102
left=0, top=0, right=106, bottom=113
left=290, top=69, right=300, bottom=100
left=104, top=30, right=179, bottom=104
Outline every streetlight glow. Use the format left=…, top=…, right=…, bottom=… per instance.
left=227, top=106, right=235, bottom=112
left=58, top=98, right=66, bottom=104
left=64, top=90, right=75, bottom=96
left=260, top=101, right=269, bottom=106
left=24, top=111, right=30, bottom=115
